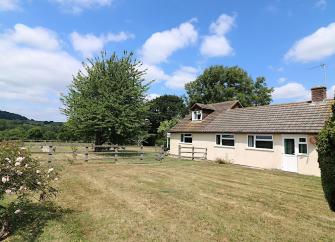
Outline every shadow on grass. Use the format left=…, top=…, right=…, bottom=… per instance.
left=3, top=201, right=71, bottom=242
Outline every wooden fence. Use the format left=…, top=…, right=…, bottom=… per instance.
left=178, top=145, right=207, bottom=160
left=26, top=144, right=151, bottom=163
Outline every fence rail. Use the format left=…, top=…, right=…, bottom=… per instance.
left=178, top=145, right=207, bottom=160
left=27, top=144, right=147, bottom=163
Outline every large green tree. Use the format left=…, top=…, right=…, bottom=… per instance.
left=61, top=52, right=149, bottom=146
left=317, top=103, right=335, bottom=212
left=185, top=65, right=273, bottom=107
left=147, top=95, right=187, bottom=134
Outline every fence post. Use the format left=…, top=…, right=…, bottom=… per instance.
left=114, top=145, right=118, bottom=162
left=140, top=145, right=144, bottom=160
left=72, top=146, right=77, bottom=161
left=178, top=145, right=181, bottom=159
left=204, top=148, right=207, bottom=160
left=85, top=146, right=88, bottom=162
left=48, top=145, right=53, bottom=163
left=192, top=146, right=195, bottom=160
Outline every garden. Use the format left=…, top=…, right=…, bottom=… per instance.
left=1, top=142, right=335, bottom=241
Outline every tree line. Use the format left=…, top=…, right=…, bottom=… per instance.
left=1, top=52, right=273, bottom=145
left=61, top=52, right=273, bottom=146
left=0, top=120, right=78, bottom=141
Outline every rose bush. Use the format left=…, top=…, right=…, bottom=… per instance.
left=0, top=142, right=59, bottom=239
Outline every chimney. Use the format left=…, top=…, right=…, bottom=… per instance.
left=311, top=86, right=327, bottom=102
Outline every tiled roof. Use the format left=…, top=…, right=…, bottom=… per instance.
left=191, top=101, right=241, bottom=111
left=170, top=101, right=241, bottom=133
left=170, top=99, right=334, bottom=134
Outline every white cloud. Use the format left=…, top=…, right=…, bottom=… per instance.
left=146, top=93, right=160, bottom=101
left=268, top=65, right=284, bottom=72
left=141, top=63, right=169, bottom=82
left=106, top=32, right=134, bottom=42
left=272, top=83, right=310, bottom=100
left=71, top=32, right=103, bottom=57
left=139, top=20, right=198, bottom=89
left=0, top=23, right=81, bottom=120
left=165, top=66, right=198, bottom=88
left=0, top=0, right=20, bottom=11
left=71, top=31, right=134, bottom=57
left=140, top=20, right=198, bottom=65
left=327, top=85, right=335, bottom=99
left=277, top=77, right=287, bottom=83
left=200, top=14, right=235, bottom=57
left=52, top=0, right=113, bottom=14
left=200, top=35, right=233, bottom=57
left=285, top=22, right=335, bottom=62
left=209, top=14, right=235, bottom=36
left=142, top=64, right=197, bottom=89
left=315, top=0, right=327, bottom=9
left=5, top=24, right=61, bottom=50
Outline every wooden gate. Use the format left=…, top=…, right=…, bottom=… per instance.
left=178, top=145, right=207, bottom=160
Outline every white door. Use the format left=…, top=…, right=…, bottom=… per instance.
left=282, top=137, right=298, bottom=172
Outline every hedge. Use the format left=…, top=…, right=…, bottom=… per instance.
left=317, top=103, right=335, bottom=211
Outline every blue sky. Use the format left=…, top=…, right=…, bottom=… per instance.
left=0, top=0, right=334, bottom=121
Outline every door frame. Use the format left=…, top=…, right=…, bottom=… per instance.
left=281, top=135, right=298, bottom=173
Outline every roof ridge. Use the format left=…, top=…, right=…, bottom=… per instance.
left=210, top=100, right=239, bottom=105
left=225, top=99, right=334, bottom=111
left=194, top=100, right=239, bottom=105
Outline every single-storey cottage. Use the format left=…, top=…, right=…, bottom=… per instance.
left=169, top=86, right=334, bottom=176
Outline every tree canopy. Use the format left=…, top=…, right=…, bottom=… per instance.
left=147, top=95, right=187, bottom=134
left=61, top=52, right=149, bottom=145
left=144, top=95, right=186, bottom=145
left=185, top=65, right=273, bottom=107
left=0, top=119, right=73, bottom=141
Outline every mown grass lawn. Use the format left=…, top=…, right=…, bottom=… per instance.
left=7, top=157, right=335, bottom=241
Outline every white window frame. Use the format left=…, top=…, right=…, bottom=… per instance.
left=215, top=134, right=235, bottom=147
left=180, top=133, right=192, bottom=144
left=298, top=137, right=308, bottom=155
left=247, top=134, right=273, bottom=150
left=192, top=110, right=203, bottom=121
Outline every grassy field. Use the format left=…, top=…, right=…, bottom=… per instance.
left=6, top=154, right=335, bottom=242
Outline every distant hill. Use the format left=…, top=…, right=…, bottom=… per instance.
left=0, top=110, right=28, bottom=121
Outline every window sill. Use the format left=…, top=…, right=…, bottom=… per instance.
left=297, top=154, right=309, bottom=157
left=179, top=142, right=192, bottom=145
left=214, top=145, right=235, bottom=149
left=245, top=147, right=274, bottom=152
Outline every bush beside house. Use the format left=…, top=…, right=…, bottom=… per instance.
left=317, top=103, right=335, bottom=211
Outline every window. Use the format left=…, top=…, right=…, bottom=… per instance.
left=298, top=137, right=308, bottom=154
left=284, top=139, right=295, bottom=155
left=192, top=110, right=202, bottom=121
left=247, top=135, right=273, bottom=149
left=248, top=135, right=254, bottom=147
left=181, top=134, right=192, bottom=143
left=255, top=135, right=273, bottom=149
left=216, top=134, right=235, bottom=147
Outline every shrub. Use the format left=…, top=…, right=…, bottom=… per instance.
left=215, top=157, right=231, bottom=164
left=0, top=142, right=59, bottom=239
left=317, top=103, right=335, bottom=212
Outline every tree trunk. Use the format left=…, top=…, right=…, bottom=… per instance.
left=94, top=131, right=105, bottom=152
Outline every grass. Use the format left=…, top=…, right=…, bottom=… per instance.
left=5, top=154, right=335, bottom=241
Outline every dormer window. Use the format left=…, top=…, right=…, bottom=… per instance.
left=192, top=110, right=202, bottom=121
